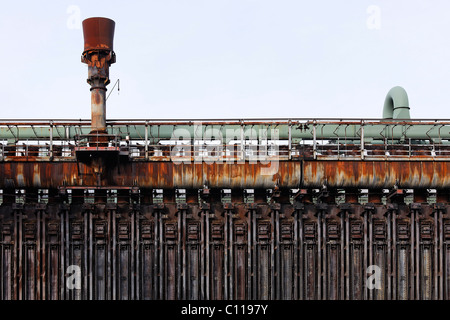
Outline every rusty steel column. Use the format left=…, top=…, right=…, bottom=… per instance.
left=81, top=17, right=116, bottom=135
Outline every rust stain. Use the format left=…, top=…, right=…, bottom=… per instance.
left=1, top=159, right=450, bottom=189
left=302, top=160, right=450, bottom=189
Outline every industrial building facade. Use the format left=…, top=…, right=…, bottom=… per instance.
left=1, top=17, right=449, bottom=300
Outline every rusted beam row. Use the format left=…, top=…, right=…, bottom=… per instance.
left=0, top=193, right=449, bottom=300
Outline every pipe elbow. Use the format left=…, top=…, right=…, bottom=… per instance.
left=383, top=86, right=410, bottom=119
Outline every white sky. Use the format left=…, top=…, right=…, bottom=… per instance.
left=1, top=0, right=450, bottom=120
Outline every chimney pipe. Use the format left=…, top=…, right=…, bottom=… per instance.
left=81, top=17, right=116, bottom=134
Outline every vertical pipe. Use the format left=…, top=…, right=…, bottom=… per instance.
left=154, top=211, right=159, bottom=300
left=158, top=214, right=163, bottom=299
left=83, top=210, right=88, bottom=300
left=13, top=210, right=17, bottom=300
left=18, top=208, right=23, bottom=300
left=345, top=213, right=350, bottom=300
left=387, top=211, right=392, bottom=300
left=294, top=210, right=300, bottom=300
left=271, top=210, right=276, bottom=300
left=317, top=211, right=322, bottom=300
left=252, top=212, right=257, bottom=299
left=415, top=212, right=420, bottom=300
left=89, top=209, right=93, bottom=300
left=228, top=211, right=233, bottom=299
left=65, top=210, right=70, bottom=300
left=131, top=210, right=135, bottom=300
left=363, top=213, right=368, bottom=300
left=135, top=213, right=140, bottom=300
left=398, top=246, right=408, bottom=300
left=36, top=211, right=41, bottom=300
left=248, top=208, right=252, bottom=300
left=144, top=122, right=149, bottom=160
left=112, top=209, right=116, bottom=300
left=439, top=210, right=444, bottom=300
left=224, top=209, right=228, bottom=299
left=181, top=209, right=186, bottom=300
left=368, top=212, right=373, bottom=300
left=434, top=212, right=439, bottom=300
left=203, top=209, right=208, bottom=300
left=392, top=213, right=397, bottom=299
left=298, top=208, right=307, bottom=300
left=411, top=211, right=415, bottom=300
left=179, top=211, right=184, bottom=300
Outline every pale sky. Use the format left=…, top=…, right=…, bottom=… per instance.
left=1, top=0, right=450, bottom=120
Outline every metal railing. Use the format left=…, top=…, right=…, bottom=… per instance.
left=0, top=118, right=450, bottom=161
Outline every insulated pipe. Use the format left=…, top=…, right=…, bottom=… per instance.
left=383, top=86, right=410, bottom=119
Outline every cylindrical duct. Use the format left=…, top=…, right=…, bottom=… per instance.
left=81, top=17, right=116, bottom=134
left=383, top=86, right=410, bottom=119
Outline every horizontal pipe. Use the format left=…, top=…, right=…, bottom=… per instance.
left=1, top=121, right=450, bottom=142
left=0, top=160, right=449, bottom=189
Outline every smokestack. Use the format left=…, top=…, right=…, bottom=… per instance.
left=81, top=17, right=116, bottom=134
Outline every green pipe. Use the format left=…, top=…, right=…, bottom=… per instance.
left=2, top=88, right=449, bottom=143
left=383, top=86, right=410, bottom=119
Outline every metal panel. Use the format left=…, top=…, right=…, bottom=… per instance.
left=0, top=197, right=447, bottom=300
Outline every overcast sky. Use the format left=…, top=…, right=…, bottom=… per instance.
left=0, top=0, right=449, bottom=120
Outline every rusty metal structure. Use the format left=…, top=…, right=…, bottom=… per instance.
left=2, top=17, right=450, bottom=300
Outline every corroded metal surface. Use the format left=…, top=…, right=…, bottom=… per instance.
left=302, top=160, right=450, bottom=189
left=0, top=195, right=449, bottom=300
left=1, top=160, right=450, bottom=189
left=0, top=161, right=301, bottom=189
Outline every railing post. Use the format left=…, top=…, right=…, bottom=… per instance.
left=145, top=121, right=149, bottom=160
left=240, top=120, right=244, bottom=162
left=313, top=121, right=317, bottom=160
left=49, top=121, right=54, bottom=159
left=360, top=120, right=365, bottom=160
left=288, top=120, right=292, bottom=160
